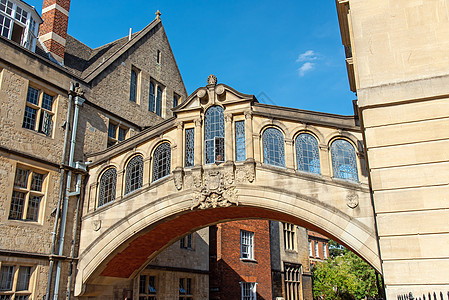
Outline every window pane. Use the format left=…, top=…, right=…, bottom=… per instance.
left=26, top=87, right=39, bottom=105
left=99, top=168, right=117, bottom=206
left=0, top=265, right=14, bottom=291
left=296, top=133, right=320, bottom=174
left=331, top=139, right=358, bottom=181
left=263, top=128, right=285, bottom=167
left=118, top=127, right=126, bottom=141
left=108, top=123, right=116, bottom=139
left=139, top=275, right=146, bottom=294
left=42, top=93, right=53, bottom=111
left=14, top=168, right=29, bottom=188
left=22, top=106, right=37, bottom=130
left=156, top=86, right=162, bottom=116
left=152, top=143, right=171, bottom=181
left=148, top=276, right=156, bottom=294
left=9, top=191, right=25, bottom=220
left=31, top=173, right=44, bottom=191
left=25, top=195, right=41, bottom=221
left=204, top=106, right=225, bottom=164
left=16, top=266, right=31, bottom=291
left=185, top=128, right=194, bottom=167
left=0, top=14, right=11, bottom=38
left=39, top=110, right=53, bottom=136
left=148, top=82, right=155, bottom=112
left=130, top=70, right=137, bottom=102
left=235, top=120, right=245, bottom=161
left=125, top=156, right=143, bottom=194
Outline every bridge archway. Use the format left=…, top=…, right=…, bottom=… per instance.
left=76, top=78, right=380, bottom=296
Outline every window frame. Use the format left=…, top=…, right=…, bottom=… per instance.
left=107, top=120, right=129, bottom=148
left=284, top=264, right=301, bottom=300
left=23, top=86, right=56, bottom=137
left=235, top=120, right=246, bottom=161
left=0, top=263, right=35, bottom=300
left=283, top=223, right=296, bottom=251
left=184, top=128, right=194, bottom=168
left=262, top=127, right=285, bottom=167
left=124, top=155, right=144, bottom=195
left=152, top=142, right=171, bottom=182
left=8, top=165, right=46, bottom=223
left=241, top=282, right=257, bottom=300
left=148, top=79, right=164, bottom=117
left=295, top=132, right=321, bottom=174
left=180, top=233, right=193, bottom=250
left=240, top=230, right=254, bottom=260
left=97, top=167, right=117, bottom=207
left=179, top=278, right=193, bottom=300
left=330, top=138, right=359, bottom=182
left=138, top=274, right=157, bottom=300
left=204, top=106, right=225, bottom=164
left=129, top=67, right=140, bottom=103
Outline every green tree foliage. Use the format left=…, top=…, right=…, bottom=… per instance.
left=312, top=247, right=380, bottom=300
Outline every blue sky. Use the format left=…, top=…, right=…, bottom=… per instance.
left=28, top=0, right=356, bottom=115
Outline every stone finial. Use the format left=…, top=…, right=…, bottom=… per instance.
left=207, top=74, right=217, bottom=86
left=155, top=10, right=161, bottom=20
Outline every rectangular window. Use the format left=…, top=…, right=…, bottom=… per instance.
left=156, top=50, right=161, bottom=64
left=180, top=233, right=193, bottom=249
left=107, top=121, right=129, bottom=148
left=9, top=166, right=46, bottom=222
left=156, top=86, right=163, bottom=116
left=138, top=275, right=156, bottom=300
left=241, top=282, right=256, bottom=300
left=173, top=93, right=180, bottom=107
left=315, top=241, right=319, bottom=258
left=323, top=243, right=327, bottom=258
left=240, top=230, right=254, bottom=260
left=283, top=223, right=295, bottom=251
left=0, top=264, right=33, bottom=299
left=130, top=69, right=138, bottom=102
left=185, top=128, right=194, bottom=167
left=284, top=264, right=301, bottom=300
left=308, top=241, right=312, bottom=257
left=179, top=278, right=192, bottom=300
left=235, top=120, right=245, bottom=161
left=23, top=86, right=55, bottom=137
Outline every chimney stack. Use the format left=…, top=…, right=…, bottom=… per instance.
left=39, top=0, right=71, bottom=64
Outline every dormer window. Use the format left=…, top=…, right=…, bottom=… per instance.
left=0, top=0, right=41, bottom=51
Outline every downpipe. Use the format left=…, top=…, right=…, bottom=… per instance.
left=53, top=94, right=85, bottom=300
left=45, top=83, right=74, bottom=300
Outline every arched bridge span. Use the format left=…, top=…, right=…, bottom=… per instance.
left=75, top=78, right=380, bottom=296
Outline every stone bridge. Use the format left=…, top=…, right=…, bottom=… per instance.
left=75, top=76, right=380, bottom=296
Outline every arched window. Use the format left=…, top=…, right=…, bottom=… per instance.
left=153, top=143, right=171, bottom=181
left=296, top=133, right=320, bottom=174
left=125, top=155, right=144, bottom=194
left=262, top=127, right=285, bottom=167
left=331, top=139, right=358, bottom=181
left=204, top=106, right=225, bottom=164
left=98, top=168, right=117, bottom=207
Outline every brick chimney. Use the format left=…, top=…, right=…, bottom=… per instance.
left=39, top=0, right=71, bottom=64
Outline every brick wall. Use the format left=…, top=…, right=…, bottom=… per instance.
left=210, top=220, right=272, bottom=300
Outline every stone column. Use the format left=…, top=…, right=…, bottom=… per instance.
left=224, top=113, right=233, bottom=161
left=319, top=144, right=331, bottom=177
left=143, top=157, right=151, bottom=186
left=285, top=138, right=294, bottom=169
left=194, top=118, right=202, bottom=166
left=116, top=169, right=124, bottom=199
left=175, top=121, right=183, bottom=168
left=244, top=111, right=254, bottom=160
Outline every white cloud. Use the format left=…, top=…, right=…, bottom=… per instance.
left=296, top=50, right=317, bottom=62
left=298, top=62, right=315, bottom=76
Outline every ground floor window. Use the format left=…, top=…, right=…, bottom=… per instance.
left=138, top=275, right=156, bottom=300
left=179, top=278, right=193, bottom=299
left=284, top=264, right=301, bottom=300
left=0, top=264, right=34, bottom=300
left=241, top=282, right=256, bottom=300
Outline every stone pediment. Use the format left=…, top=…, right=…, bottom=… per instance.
left=173, top=74, right=257, bottom=113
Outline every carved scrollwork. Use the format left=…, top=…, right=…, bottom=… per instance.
left=191, top=169, right=238, bottom=210
left=244, top=163, right=255, bottom=183
left=173, top=168, right=183, bottom=190
left=93, top=220, right=101, bottom=231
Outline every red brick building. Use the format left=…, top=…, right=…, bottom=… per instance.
left=308, top=230, right=329, bottom=268
left=209, top=220, right=273, bottom=300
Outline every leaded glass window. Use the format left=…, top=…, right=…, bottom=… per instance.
left=331, top=139, right=358, bottom=182
left=262, top=128, right=285, bottom=167
left=235, top=120, right=245, bottom=161
left=153, top=143, right=171, bottom=181
left=130, top=69, right=137, bottom=102
left=125, top=156, right=143, bottom=194
left=204, top=106, right=225, bottom=164
left=98, top=168, right=117, bottom=207
left=295, top=133, right=320, bottom=174
left=16, top=267, right=30, bottom=291
left=0, top=265, right=13, bottom=291
left=156, top=86, right=162, bottom=116
left=185, top=128, right=194, bottom=167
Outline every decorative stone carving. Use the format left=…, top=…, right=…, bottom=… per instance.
left=191, top=169, right=238, bottom=210
left=207, top=74, right=217, bottom=86
left=173, top=168, right=183, bottom=190
left=215, top=85, right=225, bottom=95
left=93, top=220, right=101, bottom=231
left=244, top=110, right=253, bottom=120
left=194, top=118, right=202, bottom=127
left=224, top=113, right=233, bottom=123
left=223, top=162, right=235, bottom=185
left=244, top=162, right=255, bottom=183
left=192, top=167, right=202, bottom=188
left=175, top=121, right=183, bottom=130
left=346, top=192, right=359, bottom=209
left=197, top=89, right=207, bottom=99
